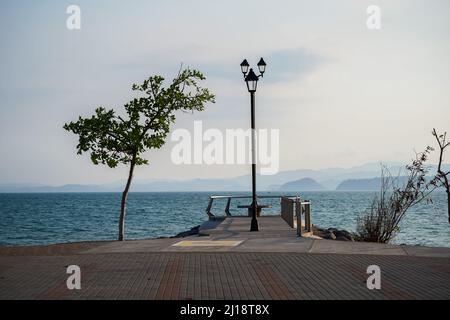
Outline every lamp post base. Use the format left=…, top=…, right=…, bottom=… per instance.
left=250, top=217, right=259, bottom=232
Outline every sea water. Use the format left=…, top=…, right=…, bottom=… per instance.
left=0, top=191, right=448, bottom=247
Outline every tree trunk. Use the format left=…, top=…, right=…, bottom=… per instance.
left=118, top=157, right=136, bottom=241
left=447, top=190, right=450, bottom=224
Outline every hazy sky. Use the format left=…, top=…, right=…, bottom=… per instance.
left=1, top=0, right=449, bottom=185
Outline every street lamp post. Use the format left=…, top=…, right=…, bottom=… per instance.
left=240, top=58, right=267, bottom=232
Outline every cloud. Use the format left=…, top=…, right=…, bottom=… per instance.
left=195, top=47, right=326, bottom=85
left=263, top=48, right=326, bottom=83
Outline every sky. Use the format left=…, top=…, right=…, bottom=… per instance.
left=0, top=0, right=449, bottom=185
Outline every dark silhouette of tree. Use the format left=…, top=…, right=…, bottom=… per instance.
left=432, top=128, right=450, bottom=223
left=64, top=68, right=215, bottom=240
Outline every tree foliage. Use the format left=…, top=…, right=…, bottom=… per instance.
left=64, top=68, right=215, bottom=168
left=64, top=68, right=215, bottom=240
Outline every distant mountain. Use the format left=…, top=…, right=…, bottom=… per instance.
left=319, top=179, right=343, bottom=190
left=130, top=179, right=248, bottom=192
left=1, top=162, right=448, bottom=193
left=279, top=178, right=326, bottom=191
left=336, top=178, right=381, bottom=191
left=0, top=180, right=248, bottom=193
left=0, top=183, right=46, bottom=192
left=252, top=161, right=406, bottom=190
left=0, top=183, right=106, bottom=193
left=336, top=176, right=417, bottom=191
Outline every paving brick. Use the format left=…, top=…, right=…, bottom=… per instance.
left=0, top=252, right=449, bottom=300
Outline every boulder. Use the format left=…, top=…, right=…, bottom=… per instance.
left=341, top=230, right=352, bottom=237
left=334, top=230, right=352, bottom=239
left=313, top=225, right=325, bottom=232
left=171, top=225, right=200, bottom=238
left=315, top=226, right=354, bottom=241
left=324, top=231, right=336, bottom=240
left=313, top=225, right=355, bottom=242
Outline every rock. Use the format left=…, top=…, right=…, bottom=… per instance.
left=171, top=225, right=200, bottom=238
left=315, top=226, right=355, bottom=241
left=343, top=230, right=353, bottom=238
left=340, top=231, right=355, bottom=241
left=334, top=230, right=352, bottom=239
left=313, top=225, right=325, bottom=232
left=333, top=230, right=345, bottom=237
left=324, top=231, right=336, bottom=240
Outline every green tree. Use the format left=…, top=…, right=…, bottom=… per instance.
left=64, top=68, right=215, bottom=240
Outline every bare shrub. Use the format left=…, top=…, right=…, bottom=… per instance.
left=431, top=128, right=450, bottom=223
left=355, top=148, right=436, bottom=243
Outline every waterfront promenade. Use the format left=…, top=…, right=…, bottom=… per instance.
left=1, top=217, right=449, bottom=299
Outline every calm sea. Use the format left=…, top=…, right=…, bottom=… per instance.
left=0, top=191, right=448, bottom=247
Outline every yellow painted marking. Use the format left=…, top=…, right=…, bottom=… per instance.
left=172, top=240, right=243, bottom=247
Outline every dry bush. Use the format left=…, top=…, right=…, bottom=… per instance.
left=355, top=148, right=436, bottom=243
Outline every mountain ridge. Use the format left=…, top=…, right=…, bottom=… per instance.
left=1, top=162, right=448, bottom=192
left=280, top=178, right=325, bottom=191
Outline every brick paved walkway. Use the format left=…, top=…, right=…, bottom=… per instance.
left=1, top=216, right=449, bottom=300
left=1, top=252, right=449, bottom=299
